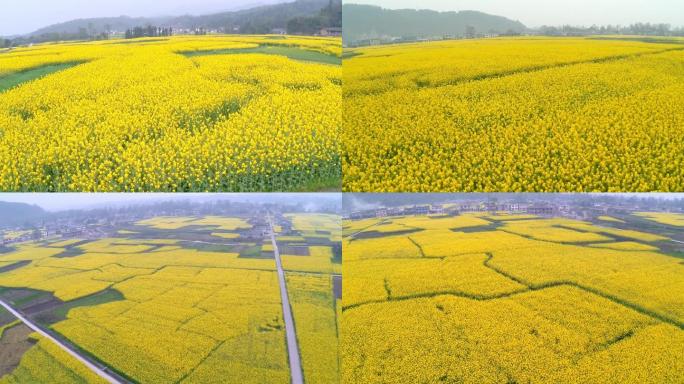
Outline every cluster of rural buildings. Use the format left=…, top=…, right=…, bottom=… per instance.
left=345, top=202, right=562, bottom=220
left=347, top=31, right=502, bottom=47
left=104, top=26, right=341, bottom=39
left=0, top=200, right=331, bottom=247
left=344, top=200, right=684, bottom=222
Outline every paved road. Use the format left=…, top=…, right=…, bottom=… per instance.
left=0, top=299, right=122, bottom=384
left=268, top=215, right=304, bottom=384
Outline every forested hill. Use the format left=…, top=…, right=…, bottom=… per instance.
left=343, top=4, right=526, bottom=44
left=21, top=0, right=339, bottom=40
left=0, top=202, right=46, bottom=227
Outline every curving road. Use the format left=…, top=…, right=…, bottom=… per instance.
left=268, top=215, right=304, bottom=384
left=0, top=299, right=122, bottom=384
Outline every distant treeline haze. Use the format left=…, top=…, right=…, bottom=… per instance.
left=1, top=0, right=341, bottom=47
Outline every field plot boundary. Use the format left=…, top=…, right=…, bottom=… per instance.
left=419, top=46, right=684, bottom=88
left=348, top=46, right=684, bottom=97
left=344, top=252, right=684, bottom=330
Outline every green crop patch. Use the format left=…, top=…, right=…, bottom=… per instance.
left=0, top=62, right=84, bottom=93
left=182, top=45, right=342, bottom=65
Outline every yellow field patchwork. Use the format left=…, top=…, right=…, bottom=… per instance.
left=342, top=218, right=384, bottom=235
left=136, top=216, right=199, bottom=229
left=344, top=253, right=526, bottom=307
left=410, top=230, right=538, bottom=258
left=47, top=238, right=84, bottom=247
left=277, top=236, right=307, bottom=242
left=391, top=214, right=490, bottom=230
left=77, top=238, right=154, bottom=254
left=262, top=243, right=274, bottom=252
left=634, top=212, right=684, bottom=227
left=501, top=219, right=613, bottom=243
left=344, top=236, right=422, bottom=261
left=588, top=241, right=659, bottom=252
left=191, top=216, right=252, bottom=230
left=558, top=222, right=668, bottom=242
left=343, top=286, right=682, bottom=384
left=597, top=215, right=625, bottom=223
left=51, top=267, right=289, bottom=383
left=491, top=243, right=684, bottom=323
left=286, top=213, right=341, bottom=233
left=211, top=232, right=240, bottom=239
left=282, top=245, right=340, bottom=274
left=483, top=214, right=538, bottom=221
left=343, top=214, right=684, bottom=382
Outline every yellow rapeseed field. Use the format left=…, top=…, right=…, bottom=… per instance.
left=0, top=221, right=289, bottom=382
left=634, top=212, right=684, bottom=226
left=342, top=213, right=684, bottom=383
left=278, top=213, right=341, bottom=383
left=54, top=267, right=289, bottom=383
left=282, top=245, right=341, bottom=274
left=343, top=37, right=684, bottom=192
left=598, top=215, right=625, bottom=223
left=136, top=215, right=252, bottom=230
left=285, top=213, right=341, bottom=234
left=0, top=214, right=341, bottom=383
left=0, top=35, right=341, bottom=191
left=286, top=273, right=340, bottom=384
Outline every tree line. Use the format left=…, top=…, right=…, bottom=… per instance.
left=538, top=23, right=684, bottom=37
left=287, top=0, right=341, bottom=35
left=124, top=26, right=174, bottom=39
left=0, top=0, right=343, bottom=47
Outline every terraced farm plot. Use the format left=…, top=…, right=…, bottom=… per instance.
left=285, top=213, right=342, bottom=240
left=634, top=212, right=684, bottom=227
left=342, top=213, right=684, bottom=383
left=0, top=35, right=341, bottom=192
left=343, top=37, right=684, bottom=192
left=0, top=214, right=342, bottom=383
left=135, top=215, right=252, bottom=236
left=279, top=213, right=342, bottom=273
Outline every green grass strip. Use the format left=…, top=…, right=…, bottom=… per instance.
left=183, top=45, right=341, bottom=65
left=0, top=62, right=83, bottom=93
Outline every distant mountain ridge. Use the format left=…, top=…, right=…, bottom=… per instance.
left=343, top=4, right=526, bottom=44
left=25, top=0, right=336, bottom=37
left=29, top=16, right=170, bottom=36
left=0, top=202, right=46, bottom=227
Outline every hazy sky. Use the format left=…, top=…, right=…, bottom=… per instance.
left=350, top=0, right=684, bottom=28
left=0, top=193, right=341, bottom=211
left=0, top=0, right=285, bottom=36
left=1, top=193, right=680, bottom=212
